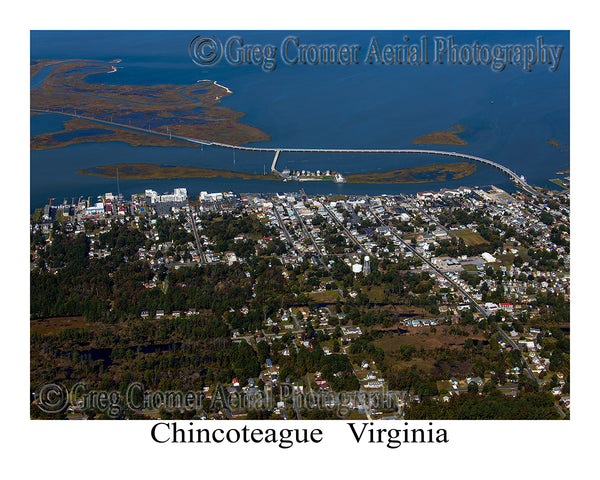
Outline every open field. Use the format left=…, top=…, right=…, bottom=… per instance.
left=372, top=326, right=486, bottom=351
left=31, top=316, right=93, bottom=335
left=371, top=325, right=488, bottom=374
left=308, top=290, right=342, bottom=303
left=495, top=253, right=517, bottom=267
left=453, top=229, right=489, bottom=246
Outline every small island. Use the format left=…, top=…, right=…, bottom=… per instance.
left=547, top=139, right=569, bottom=152
left=412, top=124, right=468, bottom=145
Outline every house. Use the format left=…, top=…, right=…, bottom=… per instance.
left=518, top=340, right=536, bottom=351
left=499, top=303, right=514, bottom=312
left=225, top=251, right=238, bottom=265
left=366, top=380, right=384, bottom=388
left=484, top=302, right=499, bottom=314
left=156, top=310, right=165, bottom=319
left=341, top=326, right=362, bottom=336
left=467, top=377, right=484, bottom=387
left=140, top=310, right=149, bottom=319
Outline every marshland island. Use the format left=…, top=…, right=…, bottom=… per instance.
left=78, top=161, right=477, bottom=185
left=412, top=125, right=468, bottom=146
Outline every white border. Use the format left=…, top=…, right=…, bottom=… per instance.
left=6, top=0, right=595, bottom=476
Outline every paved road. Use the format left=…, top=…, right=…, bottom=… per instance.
left=188, top=210, right=207, bottom=264
left=273, top=204, right=299, bottom=255
left=291, top=204, right=326, bottom=266
left=369, top=205, right=488, bottom=317
left=322, top=203, right=368, bottom=255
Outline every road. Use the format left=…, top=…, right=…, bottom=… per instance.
left=188, top=209, right=207, bottom=264
left=291, top=204, right=326, bottom=266
left=370, top=203, right=566, bottom=417
left=496, top=327, right=566, bottom=418
left=290, top=204, right=345, bottom=297
left=321, top=202, right=368, bottom=255
left=273, top=204, right=299, bottom=255
left=368, top=205, right=487, bottom=317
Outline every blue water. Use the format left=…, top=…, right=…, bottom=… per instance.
left=30, top=30, right=569, bottom=210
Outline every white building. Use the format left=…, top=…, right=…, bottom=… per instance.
left=482, top=252, right=496, bottom=263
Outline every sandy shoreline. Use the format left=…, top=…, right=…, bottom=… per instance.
left=197, top=79, right=233, bottom=94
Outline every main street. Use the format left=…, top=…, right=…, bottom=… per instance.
left=368, top=205, right=488, bottom=317
left=273, top=203, right=299, bottom=255
left=321, top=202, right=368, bottom=255
left=188, top=209, right=207, bottom=264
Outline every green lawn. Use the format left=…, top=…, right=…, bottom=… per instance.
left=453, top=229, right=489, bottom=246
left=309, top=290, right=341, bottom=303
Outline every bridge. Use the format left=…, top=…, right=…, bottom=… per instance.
left=31, top=108, right=538, bottom=195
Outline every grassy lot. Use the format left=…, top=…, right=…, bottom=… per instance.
left=373, top=325, right=487, bottom=352
left=364, top=285, right=387, bottom=302
left=327, top=195, right=348, bottom=202
left=308, top=291, right=341, bottom=303
left=453, top=229, right=489, bottom=246
left=495, top=253, right=516, bottom=268
left=31, top=316, right=93, bottom=335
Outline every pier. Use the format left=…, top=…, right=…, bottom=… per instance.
left=271, top=150, right=281, bottom=175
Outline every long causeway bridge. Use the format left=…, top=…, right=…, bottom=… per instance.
left=31, top=108, right=538, bottom=195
